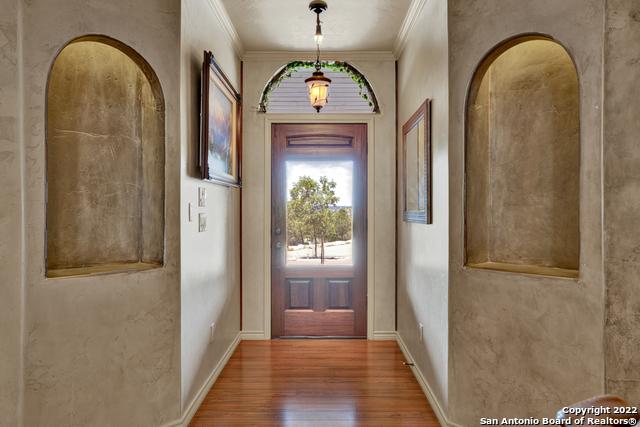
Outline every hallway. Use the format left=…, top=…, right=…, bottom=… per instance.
left=190, top=340, right=439, bottom=426
left=3, top=0, right=640, bottom=425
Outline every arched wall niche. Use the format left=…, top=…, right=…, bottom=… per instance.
left=259, top=61, right=380, bottom=114
left=465, top=35, right=580, bottom=278
left=46, top=35, right=165, bottom=278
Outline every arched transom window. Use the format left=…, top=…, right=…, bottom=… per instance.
left=260, top=61, right=380, bottom=114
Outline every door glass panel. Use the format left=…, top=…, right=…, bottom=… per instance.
left=285, top=160, right=354, bottom=266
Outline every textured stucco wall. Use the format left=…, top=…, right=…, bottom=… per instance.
left=179, top=0, right=241, bottom=411
left=396, top=0, right=449, bottom=413
left=448, top=0, right=605, bottom=424
left=46, top=41, right=165, bottom=270
left=465, top=71, right=491, bottom=266
left=466, top=40, right=580, bottom=270
left=241, top=56, right=396, bottom=338
left=603, top=0, right=640, bottom=406
left=20, top=0, right=182, bottom=425
left=0, top=0, right=22, bottom=425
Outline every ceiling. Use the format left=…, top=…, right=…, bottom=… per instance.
left=220, top=0, right=413, bottom=52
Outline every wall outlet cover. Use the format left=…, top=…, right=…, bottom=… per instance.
left=198, top=213, right=207, bottom=232
left=198, top=187, right=207, bottom=207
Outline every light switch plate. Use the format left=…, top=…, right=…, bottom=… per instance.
left=198, top=187, right=207, bottom=207
left=188, top=203, right=193, bottom=222
left=198, top=213, right=207, bottom=232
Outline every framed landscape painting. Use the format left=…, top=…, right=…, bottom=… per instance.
left=200, top=51, right=241, bottom=185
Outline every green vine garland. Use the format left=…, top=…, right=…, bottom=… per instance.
left=259, top=61, right=380, bottom=113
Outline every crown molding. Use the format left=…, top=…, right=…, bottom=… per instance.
left=206, top=0, right=244, bottom=56
left=393, top=0, right=428, bottom=58
left=242, top=50, right=396, bottom=62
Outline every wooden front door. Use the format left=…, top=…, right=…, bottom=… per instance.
left=271, top=123, right=367, bottom=338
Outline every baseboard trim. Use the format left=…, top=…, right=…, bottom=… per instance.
left=240, top=330, right=268, bottom=340
left=162, top=332, right=242, bottom=427
left=242, top=331, right=395, bottom=340
left=395, top=332, right=463, bottom=427
left=372, top=331, right=398, bottom=340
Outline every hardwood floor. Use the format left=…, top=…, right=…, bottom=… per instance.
left=190, top=340, right=440, bottom=426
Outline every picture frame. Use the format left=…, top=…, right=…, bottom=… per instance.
left=200, top=51, right=242, bottom=186
left=402, top=99, right=432, bottom=224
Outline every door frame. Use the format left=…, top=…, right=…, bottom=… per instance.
left=263, top=114, right=376, bottom=339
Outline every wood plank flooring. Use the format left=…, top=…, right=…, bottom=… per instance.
left=190, top=340, right=440, bottom=426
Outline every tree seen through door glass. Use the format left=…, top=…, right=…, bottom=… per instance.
left=286, top=160, right=353, bottom=265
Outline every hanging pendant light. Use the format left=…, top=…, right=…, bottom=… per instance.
left=305, top=0, right=331, bottom=113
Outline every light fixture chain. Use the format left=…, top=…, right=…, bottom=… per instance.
left=306, top=0, right=330, bottom=112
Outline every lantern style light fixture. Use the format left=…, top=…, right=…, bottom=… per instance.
left=305, top=0, right=331, bottom=113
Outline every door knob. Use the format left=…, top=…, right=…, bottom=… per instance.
left=275, top=241, right=282, bottom=249
left=275, top=227, right=282, bottom=235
